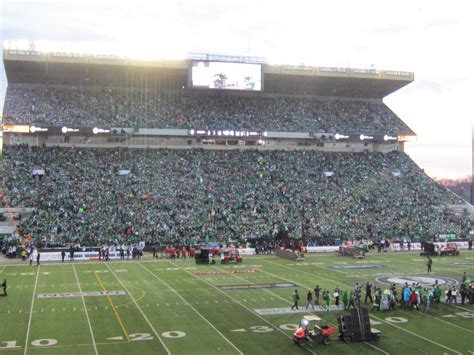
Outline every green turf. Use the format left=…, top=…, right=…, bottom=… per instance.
left=0, top=251, right=473, bottom=354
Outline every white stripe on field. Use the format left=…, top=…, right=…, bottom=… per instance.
left=229, top=264, right=390, bottom=355
left=167, top=260, right=316, bottom=355
left=72, top=264, right=98, bottom=354
left=104, top=263, right=171, bottom=355
left=370, top=314, right=462, bottom=355
left=139, top=262, right=243, bottom=355
left=24, top=266, right=40, bottom=355
left=423, top=312, right=474, bottom=334
left=263, top=259, right=463, bottom=355
left=364, top=341, right=390, bottom=355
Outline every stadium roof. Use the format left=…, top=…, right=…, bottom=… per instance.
left=3, top=49, right=413, bottom=98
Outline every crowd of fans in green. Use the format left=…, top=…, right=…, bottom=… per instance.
left=3, top=87, right=413, bottom=134
left=2, top=145, right=467, bottom=247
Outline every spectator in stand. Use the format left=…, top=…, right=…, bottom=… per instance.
left=2, top=146, right=467, bottom=248
left=3, top=87, right=414, bottom=135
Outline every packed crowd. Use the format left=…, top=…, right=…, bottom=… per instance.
left=2, top=145, right=467, bottom=247
left=3, top=87, right=413, bottom=134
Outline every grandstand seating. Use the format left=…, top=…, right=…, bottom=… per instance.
left=3, top=87, right=413, bottom=135
left=1, top=145, right=467, bottom=247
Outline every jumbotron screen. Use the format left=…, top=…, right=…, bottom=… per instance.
left=190, top=61, right=262, bottom=91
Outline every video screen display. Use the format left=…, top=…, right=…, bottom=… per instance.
left=191, top=61, right=262, bottom=91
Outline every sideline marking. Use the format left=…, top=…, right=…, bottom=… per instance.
left=73, top=264, right=98, bottom=354
left=167, top=261, right=316, bottom=355
left=105, top=264, right=171, bottom=355
left=37, top=291, right=126, bottom=298
left=253, top=306, right=344, bottom=315
left=24, top=266, right=40, bottom=355
left=371, top=313, right=462, bottom=355
left=263, top=259, right=464, bottom=354
left=423, top=311, right=474, bottom=334
left=139, top=262, right=243, bottom=355
left=212, top=264, right=389, bottom=355
left=364, top=341, right=390, bottom=355
left=94, top=271, right=130, bottom=343
left=116, top=286, right=146, bottom=308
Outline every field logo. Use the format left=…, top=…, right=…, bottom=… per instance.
left=376, top=275, right=457, bottom=286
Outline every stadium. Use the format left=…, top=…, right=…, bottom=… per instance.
left=0, top=49, right=473, bottom=355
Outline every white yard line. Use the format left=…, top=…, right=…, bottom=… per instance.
left=364, top=341, right=390, bottom=355
left=166, top=260, right=316, bottom=355
left=269, top=258, right=474, bottom=332
left=24, top=266, right=40, bottom=355
left=262, top=259, right=464, bottom=355
left=139, top=262, right=244, bottom=355
left=72, top=264, right=98, bottom=355
left=215, top=264, right=390, bottom=355
left=104, top=263, right=171, bottom=355
left=373, top=254, right=464, bottom=272
left=447, top=303, right=472, bottom=311
left=370, top=313, right=462, bottom=355
left=423, top=311, right=474, bottom=334
left=0, top=265, right=5, bottom=274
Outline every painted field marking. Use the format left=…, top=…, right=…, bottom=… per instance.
left=375, top=253, right=464, bottom=272
left=262, top=259, right=465, bottom=354
left=212, top=264, right=389, bottom=354
left=72, top=264, right=98, bottom=354
left=210, top=263, right=388, bottom=355
left=24, top=266, right=40, bottom=355
left=105, top=264, right=171, bottom=355
left=165, top=261, right=316, bottom=355
left=423, top=312, right=474, bottom=334
left=93, top=271, right=130, bottom=343
left=371, top=314, right=462, bottom=355
left=139, top=262, right=243, bottom=355
left=448, top=304, right=473, bottom=312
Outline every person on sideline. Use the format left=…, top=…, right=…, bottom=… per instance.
left=291, top=289, right=300, bottom=310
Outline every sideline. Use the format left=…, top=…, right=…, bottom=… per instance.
left=139, top=262, right=244, bottom=355
left=73, top=264, right=98, bottom=354
left=105, top=263, right=171, bottom=355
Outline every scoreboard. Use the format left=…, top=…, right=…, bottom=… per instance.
left=190, top=60, right=262, bottom=91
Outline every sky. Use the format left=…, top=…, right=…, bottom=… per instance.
left=0, top=0, right=473, bottom=179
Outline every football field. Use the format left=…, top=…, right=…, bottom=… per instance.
left=0, top=251, right=473, bottom=354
